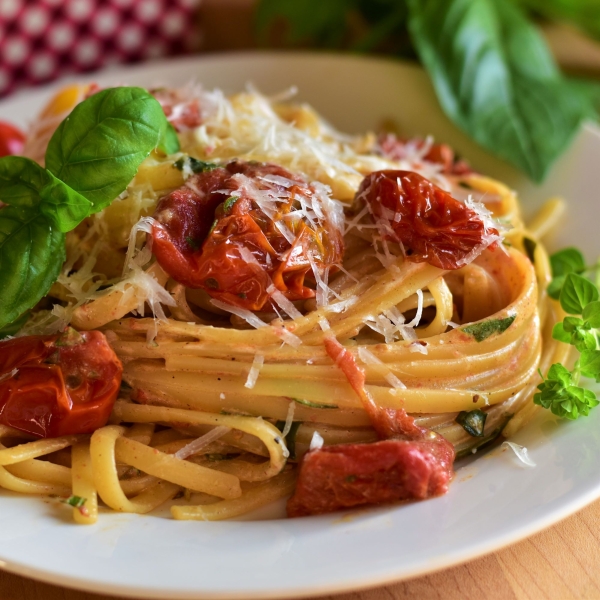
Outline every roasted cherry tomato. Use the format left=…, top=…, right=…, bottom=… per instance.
left=356, top=170, right=499, bottom=270
left=377, top=133, right=472, bottom=175
left=150, top=160, right=344, bottom=311
left=0, top=121, right=26, bottom=157
left=0, top=329, right=122, bottom=438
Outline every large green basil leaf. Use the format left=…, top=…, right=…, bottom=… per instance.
left=407, top=0, right=595, bottom=181
left=0, top=156, right=91, bottom=232
left=45, top=87, right=177, bottom=212
left=521, top=0, right=600, bottom=42
left=0, top=205, right=65, bottom=329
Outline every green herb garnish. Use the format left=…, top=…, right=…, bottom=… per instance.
left=456, top=409, right=487, bottom=437
left=0, top=86, right=179, bottom=330
left=462, top=315, right=516, bottom=342
left=63, top=495, right=87, bottom=508
left=174, top=156, right=218, bottom=173
left=293, top=397, right=338, bottom=409
left=275, top=420, right=302, bottom=460
left=223, top=195, right=240, bottom=213
left=535, top=260, right=600, bottom=420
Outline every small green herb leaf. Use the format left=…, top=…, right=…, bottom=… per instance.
left=550, top=247, right=586, bottom=277
left=0, top=206, right=65, bottom=329
left=223, top=196, right=240, bottom=213
left=174, top=156, right=218, bottom=173
left=45, top=87, right=171, bottom=212
left=583, top=301, right=600, bottom=328
left=63, top=495, right=87, bottom=508
left=463, top=315, right=516, bottom=342
left=456, top=409, right=487, bottom=437
left=552, top=322, right=572, bottom=344
left=293, top=397, right=338, bottom=409
left=560, top=273, right=599, bottom=314
left=580, top=350, right=600, bottom=382
left=275, top=420, right=303, bottom=460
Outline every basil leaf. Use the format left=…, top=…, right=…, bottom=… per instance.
left=522, top=0, right=600, bottom=43
left=157, top=122, right=180, bottom=156
left=580, top=350, right=600, bottom=382
left=462, top=315, right=515, bottom=342
left=0, top=156, right=91, bottom=232
left=45, top=87, right=170, bottom=212
left=550, top=247, right=585, bottom=277
left=456, top=409, right=487, bottom=437
left=0, top=310, right=29, bottom=339
left=560, top=273, right=599, bottom=315
left=0, top=206, right=65, bottom=329
left=407, top=0, right=594, bottom=181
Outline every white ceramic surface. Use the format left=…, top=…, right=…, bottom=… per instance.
left=1, top=52, right=600, bottom=600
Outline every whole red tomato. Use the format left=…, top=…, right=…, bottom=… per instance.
left=0, top=329, right=122, bottom=438
left=150, top=160, right=344, bottom=311
left=0, top=121, right=26, bottom=157
left=356, top=170, right=499, bottom=270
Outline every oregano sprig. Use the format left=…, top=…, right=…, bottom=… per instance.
left=535, top=251, right=600, bottom=419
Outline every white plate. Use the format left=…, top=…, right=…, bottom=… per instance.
left=1, top=52, right=600, bottom=599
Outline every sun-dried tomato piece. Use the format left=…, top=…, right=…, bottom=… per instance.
left=150, top=160, right=344, bottom=311
left=356, top=170, right=498, bottom=270
left=287, top=436, right=455, bottom=517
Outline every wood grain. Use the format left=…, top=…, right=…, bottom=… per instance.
left=2, top=497, right=600, bottom=600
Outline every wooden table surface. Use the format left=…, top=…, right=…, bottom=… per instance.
left=3, top=2, right=600, bottom=599
left=1, top=496, right=599, bottom=600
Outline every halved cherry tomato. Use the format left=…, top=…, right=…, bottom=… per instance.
left=0, top=329, right=122, bottom=438
left=150, top=160, right=344, bottom=311
left=0, top=121, right=26, bottom=157
left=356, top=170, right=498, bottom=270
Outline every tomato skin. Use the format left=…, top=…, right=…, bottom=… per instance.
left=150, top=160, right=344, bottom=311
left=0, top=330, right=122, bottom=438
left=356, top=170, right=498, bottom=270
left=0, top=121, right=26, bottom=157
left=377, top=133, right=472, bottom=175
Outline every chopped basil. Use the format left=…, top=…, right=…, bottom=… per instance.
left=463, top=315, right=516, bottom=342
left=293, top=397, right=338, bottom=409
left=173, top=156, right=218, bottom=173
left=223, top=195, right=240, bottom=213
left=54, top=327, right=84, bottom=347
left=204, top=278, right=219, bottom=289
left=185, top=236, right=200, bottom=251
left=64, top=495, right=86, bottom=508
left=275, top=420, right=302, bottom=460
left=456, top=409, right=487, bottom=437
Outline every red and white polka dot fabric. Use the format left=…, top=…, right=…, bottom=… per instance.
left=0, top=0, right=202, bottom=97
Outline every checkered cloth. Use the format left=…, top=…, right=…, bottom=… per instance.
left=0, top=0, right=203, bottom=97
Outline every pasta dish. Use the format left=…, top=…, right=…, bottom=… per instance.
left=0, top=82, right=570, bottom=523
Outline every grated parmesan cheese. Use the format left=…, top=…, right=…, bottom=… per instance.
left=357, top=346, right=407, bottom=391
left=309, top=431, right=324, bottom=451
left=244, top=353, right=264, bottom=389
left=502, top=441, right=536, bottom=467
left=281, top=400, right=296, bottom=439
